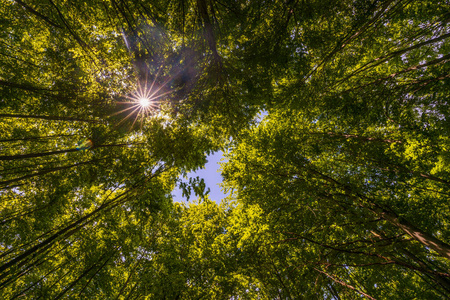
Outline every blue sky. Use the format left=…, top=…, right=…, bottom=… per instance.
left=172, top=151, right=229, bottom=203
left=172, top=110, right=267, bottom=204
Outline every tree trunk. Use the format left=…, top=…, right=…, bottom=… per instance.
left=0, top=160, right=100, bottom=188
left=307, top=166, right=450, bottom=261
left=0, top=113, right=100, bottom=123
left=378, top=209, right=450, bottom=260
left=313, top=268, right=376, bottom=300
left=0, top=143, right=139, bottom=161
left=14, top=0, right=62, bottom=29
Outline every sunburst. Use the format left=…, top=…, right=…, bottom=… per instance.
left=139, top=97, right=151, bottom=107
left=112, top=74, right=172, bottom=129
left=111, top=58, right=188, bottom=130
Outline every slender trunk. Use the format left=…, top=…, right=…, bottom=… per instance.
left=0, top=166, right=163, bottom=285
left=0, top=225, right=59, bottom=260
left=14, top=0, right=63, bottom=29
left=55, top=247, right=117, bottom=299
left=47, top=0, right=91, bottom=54
left=378, top=210, right=450, bottom=260
left=115, top=257, right=142, bottom=300
left=342, top=53, right=450, bottom=94
left=343, top=152, right=450, bottom=186
left=2, top=159, right=88, bottom=176
left=323, top=132, right=401, bottom=144
left=302, top=0, right=397, bottom=83
left=0, top=170, right=153, bottom=276
left=313, top=268, right=376, bottom=300
left=124, top=282, right=138, bottom=300
left=0, top=79, right=52, bottom=92
left=0, top=203, right=108, bottom=276
left=11, top=260, right=69, bottom=299
left=344, top=153, right=450, bottom=186
left=0, top=143, right=139, bottom=161
left=77, top=247, right=119, bottom=297
left=0, top=242, right=54, bottom=289
left=401, top=249, right=450, bottom=293
left=0, top=113, right=100, bottom=123
left=1, top=202, right=53, bottom=226
left=269, top=257, right=292, bottom=299
left=0, top=148, right=80, bottom=161
left=0, top=134, right=75, bottom=143
left=335, top=32, right=450, bottom=87
left=196, top=0, right=221, bottom=63
left=341, top=73, right=450, bottom=96
left=0, top=160, right=100, bottom=188
left=280, top=231, right=450, bottom=278
left=43, top=261, right=77, bottom=295
left=307, top=166, right=450, bottom=260
left=327, top=283, right=341, bottom=300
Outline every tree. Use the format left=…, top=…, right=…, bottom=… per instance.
left=221, top=109, right=450, bottom=298
left=1, top=0, right=449, bottom=298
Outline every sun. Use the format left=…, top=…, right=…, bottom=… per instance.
left=111, top=67, right=178, bottom=129
left=112, top=79, right=168, bottom=128
left=139, top=97, right=151, bottom=107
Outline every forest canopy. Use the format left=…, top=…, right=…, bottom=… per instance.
left=0, top=0, right=449, bottom=298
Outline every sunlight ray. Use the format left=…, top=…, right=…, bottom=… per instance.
left=149, top=89, right=176, bottom=101
left=148, top=62, right=164, bottom=93
left=108, top=104, right=140, bottom=117
left=130, top=108, right=143, bottom=130
left=115, top=106, right=142, bottom=126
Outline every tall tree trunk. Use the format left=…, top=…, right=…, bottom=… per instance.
left=0, top=143, right=139, bottom=161
left=14, top=0, right=62, bottom=29
left=313, top=268, right=376, bottom=300
left=0, top=113, right=100, bottom=123
left=377, top=209, right=450, bottom=260
left=196, top=0, right=221, bottom=64
left=0, top=159, right=101, bottom=188
left=0, top=134, right=75, bottom=143
left=335, top=32, right=450, bottom=87
left=307, top=166, right=450, bottom=261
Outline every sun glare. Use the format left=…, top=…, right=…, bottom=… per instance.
left=111, top=65, right=178, bottom=129
left=139, top=97, right=150, bottom=107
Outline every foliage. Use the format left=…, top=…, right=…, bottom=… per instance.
left=1, top=0, right=449, bottom=298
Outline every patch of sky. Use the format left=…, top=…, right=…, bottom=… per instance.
left=173, top=109, right=268, bottom=204
left=172, top=151, right=229, bottom=204
left=253, top=109, right=268, bottom=125
left=414, top=103, right=446, bottom=121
